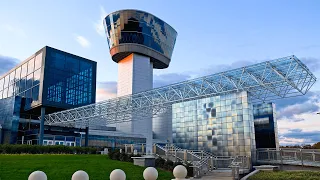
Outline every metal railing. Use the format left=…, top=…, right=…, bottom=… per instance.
left=123, top=143, right=251, bottom=178
left=256, top=148, right=320, bottom=167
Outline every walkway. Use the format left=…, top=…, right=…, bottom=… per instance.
left=191, top=170, right=234, bottom=180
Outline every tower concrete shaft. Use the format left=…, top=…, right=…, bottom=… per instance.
left=117, top=53, right=153, bottom=153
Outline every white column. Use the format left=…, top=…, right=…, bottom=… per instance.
left=117, top=53, right=153, bottom=154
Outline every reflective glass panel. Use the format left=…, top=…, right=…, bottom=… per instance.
left=4, top=75, right=9, bottom=88
left=34, top=53, right=42, bottom=70
left=15, top=67, right=21, bottom=82
left=27, top=58, right=35, bottom=75
left=26, top=74, right=33, bottom=89
left=0, top=78, right=3, bottom=91
left=9, top=71, right=15, bottom=85
left=33, top=69, right=41, bottom=85
left=21, top=63, right=28, bottom=78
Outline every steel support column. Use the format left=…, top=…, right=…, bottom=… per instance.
left=85, top=127, right=89, bottom=147
left=0, top=125, right=2, bottom=144
left=39, top=107, right=45, bottom=145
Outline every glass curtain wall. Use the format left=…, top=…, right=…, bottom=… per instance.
left=253, top=103, right=279, bottom=149
left=0, top=52, right=43, bottom=109
left=43, top=47, right=96, bottom=108
left=0, top=96, right=21, bottom=144
left=172, top=91, right=256, bottom=157
left=104, top=10, right=177, bottom=59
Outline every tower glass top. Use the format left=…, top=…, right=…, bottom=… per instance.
left=104, top=9, right=178, bottom=69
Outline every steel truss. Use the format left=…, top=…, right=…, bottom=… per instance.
left=44, top=55, right=316, bottom=127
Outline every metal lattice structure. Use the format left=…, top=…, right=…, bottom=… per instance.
left=44, top=55, right=316, bottom=127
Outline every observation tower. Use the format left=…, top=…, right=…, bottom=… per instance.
left=103, top=10, right=177, bottom=153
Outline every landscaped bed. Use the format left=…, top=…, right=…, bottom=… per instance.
left=248, top=170, right=320, bottom=180
left=0, top=154, right=174, bottom=180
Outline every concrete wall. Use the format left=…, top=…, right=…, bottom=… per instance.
left=117, top=53, right=153, bottom=153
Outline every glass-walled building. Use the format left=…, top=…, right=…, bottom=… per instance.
left=171, top=91, right=279, bottom=158
left=0, top=51, right=43, bottom=109
left=0, top=46, right=97, bottom=110
left=0, top=46, right=97, bottom=145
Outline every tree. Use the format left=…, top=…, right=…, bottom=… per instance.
left=312, top=142, right=320, bottom=149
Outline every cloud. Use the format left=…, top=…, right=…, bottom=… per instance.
left=96, top=81, right=117, bottom=102
left=300, top=57, right=320, bottom=72
left=279, top=129, right=320, bottom=145
left=2, top=24, right=26, bottom=38
left=0, top=55, right=19, bottom=76
left=75, top=35, right=91, bottom=48
left=154, top=73, right=192, bottom=88
left=94, top=6, right=108, bottom=36
left=276, top=92, right=320, bottom=120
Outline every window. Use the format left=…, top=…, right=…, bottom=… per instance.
left=34, top=53, right=42, bottom=70
left=8, top=85, right=14, bottom=97
left=32, top=85, right=39, bottom=102
left=26, top=74, right=33, bottom=89
left=9, top=71, right=15, bottom=85
left=15, top=67, right=21, bottom=82
left=21, top=63, right=28, bottom=78
left=4, top=75, right=9, bottom=88
left=3, top=88, right=8, bottom=98
left=0, top=78, right=3, bottom=91
left=25, top=89, right=32, bottom=98
left=33, top=69, right=41, bottom=85
left=27, top=58, right=35, bottom=75
left=19, top=78, right=26, bottom=93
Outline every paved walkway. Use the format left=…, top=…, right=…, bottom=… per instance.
left=191, top=170, right=234, bottom=180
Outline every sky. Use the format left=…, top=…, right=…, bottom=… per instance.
left=0, top=0, right=320, bottom=145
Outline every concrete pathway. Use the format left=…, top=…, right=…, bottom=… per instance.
left=191, top=170, right=234, bottom=180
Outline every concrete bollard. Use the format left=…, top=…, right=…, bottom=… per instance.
left=71, top=170, right=89, bottom=180
left=143, top=167, right=158, bottom=180
left=172, top=165, right=188, bottom=180
left=110, top=169, right=126, bottom=180
left=28, top=171, right=47, bottom=180
left=104, top=148, right=109, bottom=155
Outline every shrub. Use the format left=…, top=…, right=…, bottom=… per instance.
left=119, top=151, right=128, bottom=161
left=111, top=150, right=121, bottom=160
left=0, top=144, right=98, bottom=154
left=164, top=159, right=174, bottom=171
left=155, top=157, right=166, bottom=168
left=185, top=162, right=194, bottom=177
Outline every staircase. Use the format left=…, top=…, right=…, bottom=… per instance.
left=154, top=143, right=251, bottom=178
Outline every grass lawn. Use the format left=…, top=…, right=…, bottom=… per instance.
left=0, top=154, right=173, bottom=180
left=248, top=170, right=320, bottom=180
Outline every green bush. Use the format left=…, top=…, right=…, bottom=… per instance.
left=155, top=157, right=166, bottom=168
left=184, top=162, right=194, bottom=177
left=0, top=144, right=98, bottom=154
left=164, top=159, right=174, bottom=171
left=119, top=151, right=128, bottom=161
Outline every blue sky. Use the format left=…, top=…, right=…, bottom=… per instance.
left=1, top=0, right=320, bottom=145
